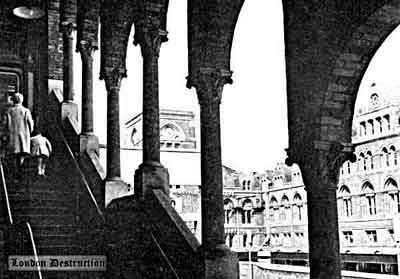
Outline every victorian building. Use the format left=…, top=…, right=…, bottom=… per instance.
left=264, top=84, right=400, bottom=276
left=223, top=168, right=268, bottom=253
left=2, top=1, right=400, bottom=279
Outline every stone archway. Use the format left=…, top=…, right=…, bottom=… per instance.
left=319, top=1, right=400, bottom=146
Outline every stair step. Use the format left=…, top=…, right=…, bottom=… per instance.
left=13, top=215, right=75, bottom=226
left=8, top=192, right=75, bottom=201
left=11, top=207, right=72, bottom=215
left=35, top=236, right=76, bottom=247
left=37, top=244, right=82, bottom=255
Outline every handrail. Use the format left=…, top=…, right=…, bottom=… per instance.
left=0, top=159, right=13, bottom=224
left=26, top=222, right=43, bottom=279
left=54, top=124, right=105, bottom=222
left=0, top=158, right=43, bottom=278
left=150, top=232, right=180, bottom=279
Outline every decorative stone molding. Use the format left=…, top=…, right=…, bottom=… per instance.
left=134, top=28, right=168, bottom=58
left=99, top=67, right=127, bottom=92
left=77, top=40, right=97, bottom=58
left=186, top=68, right=233, bottom=106
left=61, top=22, right=75, bottom=38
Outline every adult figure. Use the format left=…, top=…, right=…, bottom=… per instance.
left=5, top=93, right=34, bottom=173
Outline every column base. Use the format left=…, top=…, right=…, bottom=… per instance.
left=105, top=178, right=131, bottom=207
left=61, top=101, right=78, bottom=122
left=201, top=244, right=238, bottom=279
left=134, top=163, right=169, bottom=200
left=79, top=133, right=99, bottom=155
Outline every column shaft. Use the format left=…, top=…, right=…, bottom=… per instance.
left=199, top=96, right=224, bottom=249
left=142, top=53, right=160, bottom=165
left=62, top=25, right=74, bottom=102
left=302, top=164, right=341, bottom=279
left=80, top=46, right=94, bottom=134
left=106, top=86, right=121, bottom=180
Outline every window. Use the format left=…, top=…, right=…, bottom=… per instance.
left=367, top=151, right=373, bottom=170
left=366, top=230, right=377, bottom=243
left=360, top=121, right=366, bottom=136
left=390, top=146, right=397, bottom=165
left=281, top=195, right=290, bottom=222
left=376, top=117, right=383, bottom=133
left=243, top=199, right=252, bottom=224
left=343, top=198, right=352, bottom=217
left=224, top=199, right=233, bottom=224
left=339, top=186, right=352, bottom=217
left=385, top=179, right=400, bottom=214
left=382, top=148, right=389, bottom=167
left=347, top=161, right=351, bottom=174
left=384, top=114, right=390, bottom=131
left=293, top=194, right=303, bottom=221
left=243, top=234, right=248, bottom=248
left=389, top=229, right=394, bottom=242
left=343, top=231, right=353, bottom=245
left=269, top=197, right=278, bottom=222
left=362, top=182, right=376, bottom=216
left=359, top=153, right=366, bottom=171
left=367, top=195, right=376, bottom=215
left=368, top=119, right=374, bottom=135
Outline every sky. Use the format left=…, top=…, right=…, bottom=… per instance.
left=357, top=26, right=400, bottom=109
left=72, top=0, right=288, bottom=173
left=71, top=1, right=400, bottom=174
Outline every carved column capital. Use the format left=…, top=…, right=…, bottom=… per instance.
left=100, top=67, right=127, bottom=92
left=61, top=22, right=76, bottom=38
left=134, top=27, right=168, bottom=58
left=187, top=68, right=233, bottom=106
left=77, top=40, right=97, bottom=62
left=314, top=141, right=356, bottom=184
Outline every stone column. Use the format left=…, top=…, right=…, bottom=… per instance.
left=288, top=142, right=355, bottom=279
left=78, top=41, right=99, bottom=154
left=187, top=68, right=238, bottom=279
left=134, top=28, right=169, bottom=200
left=61, top=23, right=78, bottom=121
left=102, top=68, right=125, bottom=181
left=101, top=68, right=129, bottom=206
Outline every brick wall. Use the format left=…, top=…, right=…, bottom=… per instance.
left=48, top=0, right=63, bottom=81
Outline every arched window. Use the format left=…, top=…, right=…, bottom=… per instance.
left=360, top=121, right=366, bottom=136
left=390, top=146, right=397, bottom=166
left=338, top=186, right=352, bottom=217
left=385, top=179, right=400, bottom=214
left=368, top=119, right=374, bottom=135
left=347, top=161, right=351, bottom=174
left=242, top=199, right=252, bottom=224
left=224, top=199, right=234, bottom=224
left=384, top=114, right=390, bottom=131
left=376, top=117, right=383, bottom=133
left=281, top=195, right=290, bottom=222
left=359, top=153, right=366, bottom=171
left=382, top=147, right=389, bottom=167
left=367, top=151, right=373, bottom=170
left=171, top=199, right=176, bottom=208
left=362, top=182, right=376, bottom=216
left=269, top=197, right=278, bottom=222
left=293, top=193, right=303, bottom=221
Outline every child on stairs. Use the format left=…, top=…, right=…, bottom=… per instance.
left=30, top=129, right=52, bottom=176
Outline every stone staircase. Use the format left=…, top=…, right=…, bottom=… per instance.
left=0, top=122, right=104, bottom=278
left=0, top=100, right=203, bottom=278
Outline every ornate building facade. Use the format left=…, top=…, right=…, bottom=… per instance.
left=265, top=84, right=400, bottom=275
left=223, top=168, right=268, bottom=253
